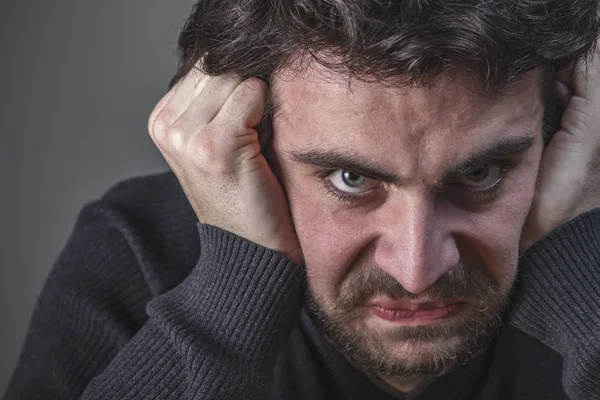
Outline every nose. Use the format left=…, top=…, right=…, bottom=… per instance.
left=372, top=192, right=460, bottom=295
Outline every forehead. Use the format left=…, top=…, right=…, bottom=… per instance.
left=272, top=63, right=543, bottom=182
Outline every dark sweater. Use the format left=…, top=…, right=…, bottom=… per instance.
left=3, top=171, right=600, bottom=400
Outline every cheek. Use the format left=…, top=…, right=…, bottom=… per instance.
left=283, top=179, right=375, bottom=293
left=452, top=158, right=542, bottom=288
left=277, top=143, right=543, bottom=297
left=284, top=171, right=541, bottom=293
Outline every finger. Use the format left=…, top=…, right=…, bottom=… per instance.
left=200, top=78, right=268, bottom=161
left=169, top=75, right=242, bottom=146
left=148, top=79, right=182, bottom=135
left=211, top=77, right=269, bottom=131
left=554, top=81, right=572, bottom=108
left=554, top=61, right=576, bottom=107
left=163, top=66, right=212, bottom=123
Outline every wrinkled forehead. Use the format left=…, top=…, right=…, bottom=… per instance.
left=271, top=60, right=543, bottom=122
left=270, top=62, right=543, bottom=181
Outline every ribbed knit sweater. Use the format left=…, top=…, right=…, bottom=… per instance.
left=3, top=171, right=600, bottom=400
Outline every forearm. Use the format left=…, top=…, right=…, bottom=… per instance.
left=3, top=199, right=304, bottom=400
left=81, top=224, right=304, bottom=399
left=510, top=208, right=600, bottom=400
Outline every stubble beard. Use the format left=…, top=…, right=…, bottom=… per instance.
left=305, top=262, right=513, bottom=380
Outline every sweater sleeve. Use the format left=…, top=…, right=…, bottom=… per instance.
left=509, top=208, right=600, bottom=400
left=2, top=201, right=305, bottom=400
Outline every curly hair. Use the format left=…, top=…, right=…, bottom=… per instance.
left=170, top=0, right=600, bottom=141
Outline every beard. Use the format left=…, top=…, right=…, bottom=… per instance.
left=304, top=262, right=512, bottom=380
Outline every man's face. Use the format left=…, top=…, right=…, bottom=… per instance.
left=270, top=64, right=544, bottom=378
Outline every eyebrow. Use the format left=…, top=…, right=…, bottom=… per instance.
left=287, top=134, right=536, bottom=187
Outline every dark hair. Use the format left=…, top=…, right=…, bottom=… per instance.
left=171, top=0, right=600, bottom=141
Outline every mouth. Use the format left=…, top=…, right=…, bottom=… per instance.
left=366, top=299, right=468, bottom=326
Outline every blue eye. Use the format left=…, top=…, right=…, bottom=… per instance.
left=341, top=171, right=365, bottom=187
left=327, top=170, right=380, bottom=194
left=456, top=164, right=502, bottom=190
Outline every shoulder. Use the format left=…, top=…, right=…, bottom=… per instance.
left=100, top=170, right=192, bottom=221
left=77, top=171, right=200, bottom=295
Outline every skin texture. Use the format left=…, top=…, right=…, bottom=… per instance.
left=148, top=44, right=600, bottom=395
left=270, top=65, right=545, bottom=390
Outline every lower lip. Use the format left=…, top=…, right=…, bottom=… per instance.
left=369, top=303, right=464, bottom=325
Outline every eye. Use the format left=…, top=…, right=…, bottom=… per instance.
left=327, top=170, right=380, bottom=194
left=455, top=164, right=502, bottom=190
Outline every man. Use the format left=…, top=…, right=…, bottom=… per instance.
left=4, top=0, right=600, bottom=399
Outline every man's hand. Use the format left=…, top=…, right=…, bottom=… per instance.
left=148, top=67, right=302, bottom=263
left=520, top=42, right=600, bottom=251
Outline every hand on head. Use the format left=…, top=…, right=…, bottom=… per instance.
left=520, top=40, right=600, bottom=251
left=147, top=45, right=600, bottom=263
left=148, top=65, right=303, bottom=264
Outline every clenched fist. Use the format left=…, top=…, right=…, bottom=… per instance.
left=148, top=66, right=303, bottom=264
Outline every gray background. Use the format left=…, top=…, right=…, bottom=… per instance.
left=0, top=0, right=194, bottom=394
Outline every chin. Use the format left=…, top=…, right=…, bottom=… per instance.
left=381, top=335, right=478, bottom=374
left=351, top=327, right=491, bottom=378
left=317, top=308, right=500, bottom=379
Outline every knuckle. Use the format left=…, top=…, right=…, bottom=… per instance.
left=166, top=122, right=189, bottom=152
left=150, top=111, right=192, bottom=155
left=148, top=111, right=158, bottom=136
left=192, top=127, right=219, bottom=161
left=148, top=96, right=171, bottom=134
left=192, top=126, right=234, bottom=175
left=150, top=109, right=173, bottom=145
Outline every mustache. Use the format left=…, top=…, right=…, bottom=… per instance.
left=335, top=262, right=498, bottom=311
left=304, top=261, right=509, bottom=379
